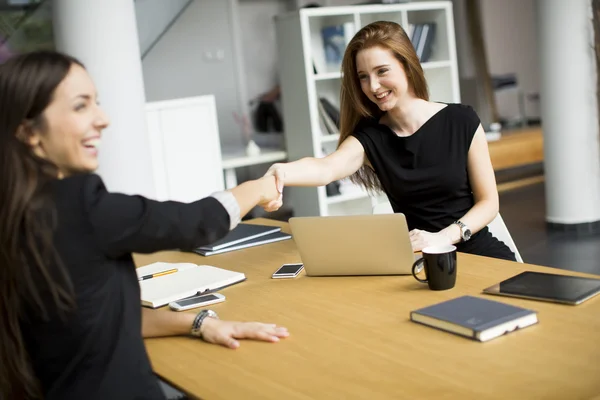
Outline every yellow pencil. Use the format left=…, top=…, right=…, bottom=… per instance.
left=138, top=268, right=178, bottom=281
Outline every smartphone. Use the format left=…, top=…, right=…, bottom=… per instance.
left=272, top=263, right=304, bottom=279
left=169, top=293, right=225, bottom=311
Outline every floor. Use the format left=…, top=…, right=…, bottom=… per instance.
left=499, top=182, right=600, bottom=276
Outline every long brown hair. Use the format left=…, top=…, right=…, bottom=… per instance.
left=0, top=51, right=83, bottom=399
left=339, top=21, right=429, bottom=192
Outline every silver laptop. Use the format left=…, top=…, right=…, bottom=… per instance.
left=289, top=214, right=415, bottom=276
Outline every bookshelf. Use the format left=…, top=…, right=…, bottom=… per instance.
left=274, top=2, right=460, bottom=217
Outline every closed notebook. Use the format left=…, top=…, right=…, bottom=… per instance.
left=197, top=223, right=281, bottom=251
left=410, top=295, right=538, bottom=342
left=194, top=231, right=292, bottom=256
left=137, top=262, right=246, bottom=308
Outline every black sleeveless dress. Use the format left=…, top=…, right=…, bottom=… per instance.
left=352, top=103, right=516, bottom=261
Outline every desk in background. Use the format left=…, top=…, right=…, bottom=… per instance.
left=135, top=219, right=600, bottom=400
left=221, top=148, right=287, bottom=189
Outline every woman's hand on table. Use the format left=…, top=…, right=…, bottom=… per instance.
left=200, top=318, right=289, bottom=349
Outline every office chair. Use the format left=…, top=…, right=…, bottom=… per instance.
left=487, top=213, right=524, bottom=263
left=371, top=200, right=523, bottom=263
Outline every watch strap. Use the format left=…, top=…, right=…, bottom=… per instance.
left=453, top=220, right=470, bottom=242
left=454, top=220, right=466, bottom=229
left=190, top=309, right=218, bottom=338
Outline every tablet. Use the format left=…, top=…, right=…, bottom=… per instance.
left=483, top=271, right=600, bottom=305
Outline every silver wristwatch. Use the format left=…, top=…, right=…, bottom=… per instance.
left=190, top=309, right=219, bottom=338
left=453, top=220, right=472, bottom=242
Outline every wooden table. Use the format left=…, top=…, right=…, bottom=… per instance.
left=135, top=219, right=600, bottom=400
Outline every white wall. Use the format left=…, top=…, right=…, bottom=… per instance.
left=135, top=0, right=190, bottom=56
left=142, top=0, right=245, bottom=148
left=480, top=0, right=538, bottom=93
left=450, top=0, right=493, bottom=124
left=479, top=0, right=539, bottom=119
left=450, top=0, right=475, bottom=79
left=238, top=0, right=287, bottom=103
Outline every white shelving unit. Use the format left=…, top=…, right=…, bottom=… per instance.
left=275, top=2, right=460, bottom=217
left=146, top=95, right=224, bottom=203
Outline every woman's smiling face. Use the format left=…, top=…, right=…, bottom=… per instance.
left=26, top=64, right=110, bottom=177
left=356, top=45, right=411, bottom=111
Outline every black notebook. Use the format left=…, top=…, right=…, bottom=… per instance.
left=410, top=295, right=538, bottom=342
left=197, top=223, right=281, bottom=251
left=194, top=231, right=292, bottom=256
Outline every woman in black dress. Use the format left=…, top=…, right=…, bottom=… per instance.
left=264, top=21, right=515, bottom=261
left=0, top=51, right=288, bottom=400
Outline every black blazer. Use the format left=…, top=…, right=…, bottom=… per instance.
left=20, top=174, right=230, bottom=400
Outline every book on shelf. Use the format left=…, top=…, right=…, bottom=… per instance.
left=410, top=23, right=422, bottom=51
left=410, top=295, right=538, bottom=342
left=322, top=146, right=342, bottom=197
left=317, top=99, right=339, bottom=135
left=410, top=22, right=436, bottom=63
left=317, top=109, right=330, bottom=136
left=418, top=23, right=436, bottom=63
left=138, top=262, right=246, bottom=308
left=321, top=22, right=355, bottom=68
left=325, top=180, right=342, bottom=197
left=319, top=97, right=340, bottom=127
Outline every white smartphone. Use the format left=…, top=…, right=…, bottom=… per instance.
left=169, top=293, right=225, bottom=311
left=272, top=263, right=304, bottom=279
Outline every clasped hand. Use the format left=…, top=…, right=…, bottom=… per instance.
left=409, top=229, right=452, bottom=252
left=260, top=164, right=285, bottom=212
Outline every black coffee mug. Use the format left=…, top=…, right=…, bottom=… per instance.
left=412, top=245, right=457, bottom=290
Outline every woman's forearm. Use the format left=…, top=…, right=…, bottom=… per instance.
left=439, top=198, right=499, bottom=243
left=141, top=308, right=196, bottom=338
left=267, top=138, right=365, bottom=188
left=277, top=157, right=333, bottom=186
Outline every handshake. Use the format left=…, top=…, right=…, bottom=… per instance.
left=258, top=163, right=285, bottom=212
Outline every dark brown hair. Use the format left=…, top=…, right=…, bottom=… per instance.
left=0, top=51, right=83, bottom=399
left=339, top=21, right=429, bottom=192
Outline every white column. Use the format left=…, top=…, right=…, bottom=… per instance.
left=537, top=0, right=600, bottom=226
left=53, top=0, right=156, bottom=198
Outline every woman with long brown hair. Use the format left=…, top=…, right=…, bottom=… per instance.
left=264, top=21, right=515, bottom=261
left=0, top=51, right=288, bottom=400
